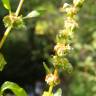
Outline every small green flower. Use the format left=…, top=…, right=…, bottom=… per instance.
left=3, top=13, right=25, bottom=28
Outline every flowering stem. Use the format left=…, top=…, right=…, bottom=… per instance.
left=43, top=0, right=85, bottom=95
left=15, top=0, right=24, bottom=16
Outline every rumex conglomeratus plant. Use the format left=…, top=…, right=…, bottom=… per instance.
left=0, top=0, right=85, bottom=96
left=42, top=0, right=85, bottom=96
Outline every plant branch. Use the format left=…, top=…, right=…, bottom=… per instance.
left=0, top=26, right=12, bottom=49
left=15, top=0, right=24, bottom=16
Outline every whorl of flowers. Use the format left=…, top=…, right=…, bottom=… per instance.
left=45, top=0, right=85, bottom=86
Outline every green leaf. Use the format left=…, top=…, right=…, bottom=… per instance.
left=0, top=53, right=6, bottom=71
left=24, top=10, right=40, bottom=19
left=1, top=0, right=11, bottom=11
left=1, top=81, right=28, bottom=96
left=43, top=62, right=51, bottom=74
left=54, top=88, right=62, bottom=96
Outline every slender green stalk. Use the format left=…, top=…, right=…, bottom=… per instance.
left=9, top=10, right=11, bottom=15
left=0, top=26, right=12, bottom=49
left=15, top=0, right=24, bottom=16
left=48, top=84, right=53, bottom=95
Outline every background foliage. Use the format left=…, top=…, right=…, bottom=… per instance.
left=0, top=0, right=96, bottom=96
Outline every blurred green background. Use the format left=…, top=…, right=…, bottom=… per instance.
left=0, top=0, right=96, bottom=96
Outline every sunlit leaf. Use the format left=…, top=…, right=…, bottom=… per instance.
left=1, top=81, right=28, bottom=96
left=0, top=53, right=6, bottom=71
left=24, top=10, right=40, bottom=19
left=1, top=0, right=11, bottom=11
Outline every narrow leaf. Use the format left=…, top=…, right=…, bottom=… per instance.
left=1, top=81, right=28, bottom=96
left=43, top=62, right=51, bottom=74
left=1, top=0, right=11, bottom=11
left=0, top=53, right=6, bottom=71
left=24, top=10, right=40, bottom=19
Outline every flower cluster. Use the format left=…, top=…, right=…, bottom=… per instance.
left=43, top=0, right=85, bottom=96
left=45, top=0, right=85, bottom=86
left=3, top=13, right=25, bottom=28
left=45, top=69, right=60, bottom=86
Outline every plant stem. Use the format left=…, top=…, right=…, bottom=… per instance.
left=48, top=84, right=54, bottom=95
left=15, top=0, right=24, bottom=16
left=0, top=26, right=12, bottom=49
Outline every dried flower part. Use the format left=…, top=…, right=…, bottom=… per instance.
left=56, top=30, right=73, bottom=45
left=63, top=3, right=70, bottom=9
left=45, top=71, right=60, bottom=86
left=45, top=74, right=54, bottom=85
left=54, top=43, right=72, bottom=56
left=64, top=17, right=78, bottom=31
left=65, top=6, right=79, bottom=16
left=52, top=56, right=73, bottom=72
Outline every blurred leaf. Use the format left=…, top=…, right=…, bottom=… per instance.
left=24, top=10, right=40, bottom=19
left=1, top=81, right=28, bottom=96
left=1, top=0, right=11, bottom=11
left=0, top=53, right=6, bottom=71
left=54, top=88, right=62, bottom=96
left=36, top=7, right=47, bottom=15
